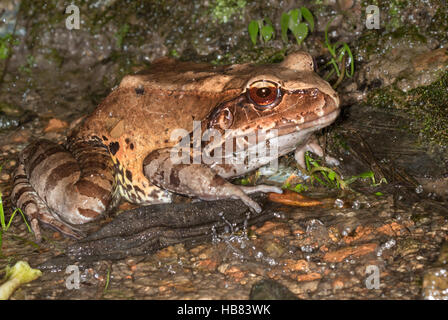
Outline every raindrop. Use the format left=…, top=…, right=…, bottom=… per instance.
left=352, top=200, right=361, bottom=210
left=415, top=185, right=423, bottom=194
left=334, top=198, right=344, bottom=208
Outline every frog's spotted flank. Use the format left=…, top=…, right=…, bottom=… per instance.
left=108, top=142, right=120, bottom=155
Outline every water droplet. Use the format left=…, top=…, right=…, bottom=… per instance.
left=334, top=198, right=344, bottom=208
left=415, top=185, right=423, bottom=194
left=352, top=200, right=361, bottom=209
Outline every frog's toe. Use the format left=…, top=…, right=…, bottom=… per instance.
left=294, top=136, right=339, bottom=168
left=241, top=185, right=283, bottom=194
left=238, top=194, right=262, bottom=213
left=324, top=155, right=340, bottom=166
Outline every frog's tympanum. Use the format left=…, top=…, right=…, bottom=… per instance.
left=12, top=52, right=340, bottom=241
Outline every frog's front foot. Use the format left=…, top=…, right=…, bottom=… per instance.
left=295, top=136, right=340, bottom=169
left=143, top=149, right=282, bottom=213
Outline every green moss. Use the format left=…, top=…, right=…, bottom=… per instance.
left=389, top=25, right=427, bottom=43
left=368, top=86, right=405, bottom=109
left=367, top=70, right=448, bottom=146
left=385, top=0, right=408, bottom=31
left=115, top=23, right=130, bottom=48
left=210, top=0, right=246, bottom=24
left=211, top=47, right=287, bottom=66
left=429, top=6, right=448, bottom=43
left=355, top=25, right=427, bottom=62
left=44, top=48, right=64, bottom=68
left=407, top=71, right=448, bottom=146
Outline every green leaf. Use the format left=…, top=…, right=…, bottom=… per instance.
left=248, top=20, right=259, bottom=45
left=328, top=170, right=336, bottom=181
left=261, top=24, right=274, bottom=42
left=280, top=12, right=290, bottom=43
left=288, top=9, right=300, bottom=30
left=343, top=43, right=355, bottom=77
left=300, top=7, right=314, bottom=32
left=0, top=44, right=9, bottom=60
left=263, top=17, right=274, bottom=27
left=358, top=171, right=374, bottom=179
left=291, top=22, right=308, bottom=45
left=293, top=184, right=308, bottom=193
left=329, top=58, right=341, bottom=77
left=324, top=17, right=337, bottom=57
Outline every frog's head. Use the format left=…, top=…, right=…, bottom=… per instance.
left=202, top=52, right=340, bottom=162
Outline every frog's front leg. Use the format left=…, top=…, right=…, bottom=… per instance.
left=294, top=135, right=340, bottom=168
left=143, top=149, right=282, bottom=213
left=11, top=139, right=116, bottom=241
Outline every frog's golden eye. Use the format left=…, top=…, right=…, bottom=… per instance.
left=247, top=80, right=281, bottom=108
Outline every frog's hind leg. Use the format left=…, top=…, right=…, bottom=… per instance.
left=12, top=162, right=84, bottom=241
left=11, top=139, right=115, bottom=241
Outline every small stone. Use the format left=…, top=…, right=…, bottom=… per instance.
left=196, top=259, right=218, bottom=272
left=332, top=278, right=346, bottom=290
left=10, top=129, right=31, bottom=143
left=296, top=273, right=321, bottom=282
left=263, top=241, right=287, bottom=258
left=323, top=243, right=378, bottom=263
left=218, top=263, right=229, bottom=274
left=255, top=221, right=290, bottom=237
left=249, top=279, right=299, bottom=300
left=282, top=259, right=310, bottom=272
left=422, top=267, right=448, bottom=300
left=44, top=118, right=68, bottom=133
left=224, top=266, right=246, bottom=282
left=413, top=48, right=448, bottom=72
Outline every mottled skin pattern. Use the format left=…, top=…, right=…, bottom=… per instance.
left=11, top=52, right=340, bottom=241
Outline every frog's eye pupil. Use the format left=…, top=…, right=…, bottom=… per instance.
left=257, top=87, right=271, bottom=98
left=247, top=81, right=281, bottom=108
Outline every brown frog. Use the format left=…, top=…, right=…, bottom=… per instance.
left=11, top=52, right=340, bottom=241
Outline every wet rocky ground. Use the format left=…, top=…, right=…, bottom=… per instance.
left=2, top=105, right=448, bottom=300
left=1, top=0, right=447, bottom=300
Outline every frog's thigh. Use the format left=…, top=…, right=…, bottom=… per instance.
left=12, top=160, right=84, bottom=241
left=12, top=139, right=115, bottom=240
left=143, top=148, right=280, bottom=213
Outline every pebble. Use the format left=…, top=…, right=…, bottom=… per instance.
left=43, top=118, right=68, bottom=133
left=323, top=243, right=378, bottom=263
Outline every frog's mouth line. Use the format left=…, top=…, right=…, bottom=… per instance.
left=275, top=107, right=340, bottom=136
left=224, top=106, right=340, bottom=142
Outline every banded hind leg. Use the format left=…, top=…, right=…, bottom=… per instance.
left=11, top=139, right=116, bottom=241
